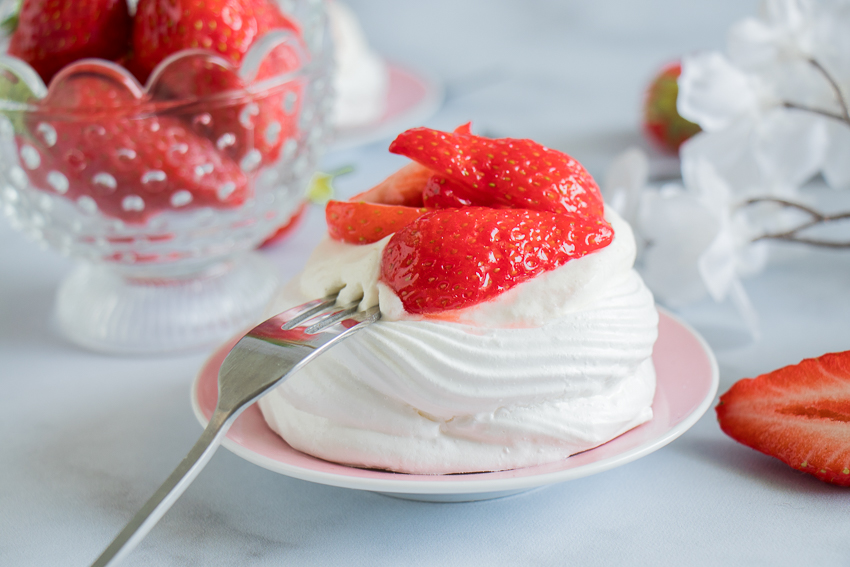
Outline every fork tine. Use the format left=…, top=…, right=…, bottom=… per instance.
left=304, top=303, right=360, bottom=334
left=279, top=294, right=339, bottom=330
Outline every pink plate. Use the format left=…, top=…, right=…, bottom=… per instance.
left=191, top=308, right=718, bottom=502
left=330, top=63, right=443, bottom=150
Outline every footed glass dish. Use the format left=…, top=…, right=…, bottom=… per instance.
left=0, top=1, right=332, bottom=354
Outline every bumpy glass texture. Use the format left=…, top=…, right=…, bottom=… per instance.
left=0, top=3, right=332, bottom=275
left=0, top=0, right=333, bottom=353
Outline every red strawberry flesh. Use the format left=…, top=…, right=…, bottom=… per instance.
left=8, top=0, right=132, bottom=84
left=717, top=350, right=850, bottom=486
left=351, top=162, right=431, bottom=207
left=325, top=125, right=614, bottom=314
left=133, top=0, right=299, bottom=83
left=23, top=75, right=248, bottom=223
left=134, top=0, right=305, bottom=166
left=326, top=200, right=429, bottom=245
left=380, top=207, right=613, bottom=314
left=389, top=126, right=605, bottom=219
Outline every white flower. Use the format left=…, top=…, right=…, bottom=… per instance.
left=601, top=147, right=647, bottom=228
left=727, top=0, right=846, bottom=109
left=677, top=0, right=850, bottom=194
left=728, top=0, right=815, bottom=67
left=604, top=150, right=767, bottom=336
left=678, top=52, right=774, bottom=132
left=679, top=50, right=829, bottom=197
left=823, top=120, right=850, bottom=187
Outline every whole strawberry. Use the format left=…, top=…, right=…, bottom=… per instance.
left=135, top=0, right=303, bottom=166
left=642, top=62, right=701, bottom=153
left=22, top=70, right=248, bottom=223
left=132, top=0, right=298, bottom=82
left=6, top=0, right=132, bottom=84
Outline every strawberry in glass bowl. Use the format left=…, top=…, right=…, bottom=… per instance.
left=0, top=0, right=332, bottom=353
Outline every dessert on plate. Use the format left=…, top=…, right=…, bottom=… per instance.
left=259, top=125, right=659, bottom=474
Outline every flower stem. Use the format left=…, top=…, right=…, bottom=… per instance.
left=808, top=58, right=850, bottom=124
left=745, top=197, right=850, bottom=248
left=782, top=59, right=850, bottom=126
left=782, top=102, right=847, bottom=124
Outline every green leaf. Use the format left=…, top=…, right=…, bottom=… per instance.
left=306, top=165, right=354, bottom=204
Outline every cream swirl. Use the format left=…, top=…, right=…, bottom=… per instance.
left=259, top=208, right=658, bottom=473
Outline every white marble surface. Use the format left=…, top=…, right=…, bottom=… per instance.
left=4, top=0, right=850, bottom=565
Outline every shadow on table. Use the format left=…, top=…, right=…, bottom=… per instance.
left=673, top=436, right=843, bottom=495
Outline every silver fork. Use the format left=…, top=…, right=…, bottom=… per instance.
left=90, top=295, right=380, bottom=567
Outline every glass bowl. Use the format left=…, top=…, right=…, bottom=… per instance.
left=0, top=2, right=332, bottom=354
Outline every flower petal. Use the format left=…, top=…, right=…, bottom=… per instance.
left=822, top=120, right=850, bottom=189
left=753, top=107, right=827, bottom=190
left=678, top=52, right=762, bottom=131
left=602, top=147, right=649, bottom=225
left=637, top=186, right=720, bottom=306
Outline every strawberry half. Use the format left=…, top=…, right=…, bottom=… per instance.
left=326, top=201, right=429, bottom=245
left=381, top=207, right=614, bottom=314
left=717, top=350, right=850, bottom=486
left=324, top=163, right=434, bottom=245
left=7, top=0, right=132, bottom=84
left=389, top=125, right=605, bottom=219
left=350, top=162, right=430, bottom=206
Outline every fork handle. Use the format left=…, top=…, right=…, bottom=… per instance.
left=90, top=408, right=233, bottom=567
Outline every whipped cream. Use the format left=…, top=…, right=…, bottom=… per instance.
left=259, top=208, right=659, bottom=474
left=328, top=1, right=389, bottom=129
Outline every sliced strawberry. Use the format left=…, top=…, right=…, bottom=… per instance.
left=23, top=72, right=248, bottom=223
left=7, top=0, right=132, bottom=84
left=643, top=61, right=701, bottom=153
left=380, top=207, right=614, bottom=314
left=351, top=162, right=431, bottom=206
left=325, top=163, right=435, bottom=244
left=717, top=350, right=850, bottom=486
left=422, top=175, right=474, bottom=209
left=326, top=200, right=429, bottom=245
left=389, top=126, right=605, bottom=219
